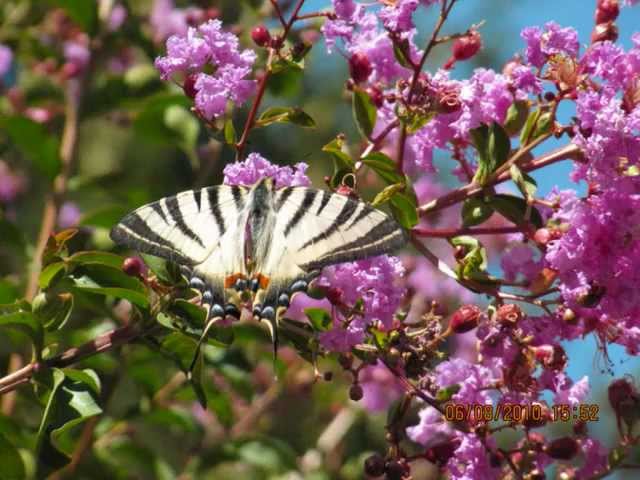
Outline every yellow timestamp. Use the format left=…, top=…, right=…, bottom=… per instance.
left=443, top=403, right=600, bottom=423
left=551, top=403, right=599, bottom=422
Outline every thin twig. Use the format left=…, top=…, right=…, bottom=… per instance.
left=0, top=324, right=143, bottom=396
left=412, top=225, right=522, bottom=238
left=418, top=143, right=581, bottom=217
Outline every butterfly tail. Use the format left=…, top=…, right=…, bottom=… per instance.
left=188, top=314, right=222, bottom=376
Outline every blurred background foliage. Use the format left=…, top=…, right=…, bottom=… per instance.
left=0, top=0, right=639, bottom=479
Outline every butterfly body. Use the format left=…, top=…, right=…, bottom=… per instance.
left=110, top=176, right=407, bottom=354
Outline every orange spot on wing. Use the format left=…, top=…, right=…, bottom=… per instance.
left=224, top=273, right=247, bottom=289
left=256, top=273, right=270, bottom=289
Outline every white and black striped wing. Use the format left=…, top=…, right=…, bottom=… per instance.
left=258, top=187, right=407, bottom=301
left=110, top=184, right=248, bottom=267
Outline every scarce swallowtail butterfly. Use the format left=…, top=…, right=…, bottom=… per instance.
left=110, top=177, right=407, bottom=364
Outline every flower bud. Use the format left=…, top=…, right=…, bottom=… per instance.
left=534, top=228, right=552, bottom=245
left=348, top=52, right=373, bottom=84
left=546, top=436, right=579, bottom=460
left=450, top=304, right=482, bottom=333
left=366, top=85, right=384, bottom=108
left=349, top=383, right=364, bottom=401
left=444, top=31, right=482, bottom=69
left=122, top=256, right=144, bottom=277
left=563, top=308, right=577, bottom=325
left=496, top=304, right=523, bottom=325
left=595, top=0, right=619, bottom=24
left=363, top=453, right=386, bottom=477
left=591, top=21, right=619, bottom=43
left=523, top=402, right=550, bottom=429
left=183, top=74, right=198, bottom=99
left=251, top=25, right=271, bottom=47
left=533, top=345, right=567, bottom=370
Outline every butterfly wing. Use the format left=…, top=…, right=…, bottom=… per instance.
left=110, top=185, right=249, bottom=316
left=254, top=186, right=407, bottom=314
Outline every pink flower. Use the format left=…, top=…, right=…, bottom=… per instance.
left=521, top=22, right=579, bottom=68
left=155, top=19, right=256, bottom=120
left=222, top=153, right=310, bottom=187
left=359, top=361, right=404, bottom=412
left=0, top=44, right=12, bottom=79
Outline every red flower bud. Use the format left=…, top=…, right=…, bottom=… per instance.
left=183, top=74, right=198, bottom=99
left=546, top=436, right=579, bottom=460
left=533, top=345, right=567, bottom=371
left=366, top=85, right=384, bottom=108
left=363, top=453, right=386, bottom=477
left=450, top=304, right=482, bottom=333
left=348, top=52, right=373, bottom=84
left=444, top=31, right=482, bottom=69
left=251, top=25, right=271, bottom=47
left=591, top=21, right=619, bottom=44
left=595, top=0, right=619, bottom=24
left=122, top=256, right=144, bottom=277
left=534, top=228, right=552, bottom=245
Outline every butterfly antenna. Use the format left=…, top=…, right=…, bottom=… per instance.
left=188, top=315, right=221, bottom=377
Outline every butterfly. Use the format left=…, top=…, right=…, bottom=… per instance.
left=110, top=177, right=407, bottom=365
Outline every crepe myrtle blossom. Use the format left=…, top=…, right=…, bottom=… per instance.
left=155, top=19, right=256, bottom=120
left=358, top=361, right=404, bottom=412
left=520, top=22, right=580, bottom=68
left=222, top=153, right=310, bottom=187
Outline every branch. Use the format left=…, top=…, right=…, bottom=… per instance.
left=0, top=324, right=143, bottom=396
left=412, top=225, right=522, bottom=238
left=418, top=143, right=582, bottom=217
left=235, top=0, right=306, bottom=160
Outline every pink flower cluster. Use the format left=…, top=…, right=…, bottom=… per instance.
left=155, top=19, right=256, bottom=120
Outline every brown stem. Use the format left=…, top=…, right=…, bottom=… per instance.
left=412, top=225, right=522, bottom=238
left=295, top=11, right=333, bottom=20
left=269, top=0, right=287, bottom=28
left=418, top=143, right=581, bottom=217
left=397, top=0, right=457, bottom=172
left=235, top=0, right=306, bottom=160
left=0, top=324, right=143, bottom=396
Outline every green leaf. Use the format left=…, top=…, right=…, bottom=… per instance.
left=0, top=302, right=43, bottom=356
left=140, top=254, right=182, bottom=285
left=461, top=197, right=494, bottom=227
left=35, top=368, right=102, bottom=477
left=160, top=333, right=207, bottom=406
left=509, top=164, right=537, bottom=199
left=491, top=193, right=543, bottom=229
left=532, top=111, right=553, bottom=139
left=323, top=136, right=355, bottom=188
left=0, top=433, right=25, bottom=480
left=1, top=116, right=61, bottom=180
left=80, top=205, right=130, bottom=229
left=67, top=251, right=125, bottom=270
left=33, top=292, right=74, bottom=331
left=304, top=308, right=332, bottom=332
left=389, top=192, right=418, bottom=229
left=224, top=118, right=237, bottom=145
left=361, top=151, right=404, bottom=185
left=352, top=87, right=377, bottom=139
left=0, top=279, right=19, bottom=304
left=471, top=122, right=511, bottom=185
left=268, top=61, right=303, bottom=97
left=39, top=262, right=67, bottom=290
left=504, top=100, right=530, bottom=137
left=520, top=110, right=553, bottom=145
left=372, top=183, right=406, bottom=207
left=451, top=236, right=489, bottom=280
left=71, top=264, right=148, bottom=308
left=256, top=106, right=316, bottom=128
left=47, top=0, right=97, bottom=34
left=392, top=39, right=413, bottom=68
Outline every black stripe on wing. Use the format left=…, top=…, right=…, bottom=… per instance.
left=207, top=188, right=226, bottom=236
left=284, top=189, right=317, bottom=237
left=300, top=197, right=358, bottom=250
left=165, top=196, right=205, bottom=248
left=110, top=213, right=195, bottom=264
left=301, top=218, right=407, bottom=271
